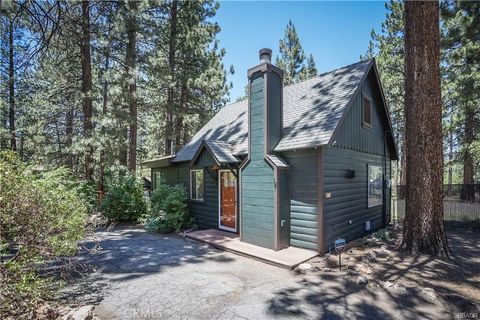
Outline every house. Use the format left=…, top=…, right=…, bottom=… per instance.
left=141, top=48, right=398, bottom=254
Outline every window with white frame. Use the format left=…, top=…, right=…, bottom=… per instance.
left=368, top=165, right=383, bottom=207
left=190, top=169, right=204, bottom=201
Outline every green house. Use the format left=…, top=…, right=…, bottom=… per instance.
left=141, top=48, right=398, bottom=253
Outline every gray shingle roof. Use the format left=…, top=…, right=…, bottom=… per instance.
left=203, top=140, right=240, bottom=164
left=173, top=59, right=372, bottom=163
left=266, top=154, right=289, bottom=168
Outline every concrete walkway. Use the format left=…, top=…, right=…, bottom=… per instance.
left=67, top=225, right=452, bottom=320
left=186, top=229, right=318, bottom=269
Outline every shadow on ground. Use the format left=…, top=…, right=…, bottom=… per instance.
left=58, top=224, right=236, bottom=307
left=266, top=229, right=480, bottom=319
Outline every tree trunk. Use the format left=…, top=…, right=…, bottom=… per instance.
left=402, top=0, right=449, bottom=256
left=462, top=102, right=475, bottom=201
left=99, top=45, right=111, bottom=193
left=126, top=1, right=138, bottom=172
left=81, top=0, right=94, bottom=180
left=119, top=128, right=128, bottom=167
left=8, top=19, right=16, bottom=151
left=65, top=108, right=74, bottom=170
left=164, top=0, right=178, bottom=156
left=174, top=83, right=187, bottom=152
left=447, top=116, right=453, bottom=196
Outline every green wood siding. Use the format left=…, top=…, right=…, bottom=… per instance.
left=323, top=147, right=391, bottom=251
left=267, top=72, right=282, bottom=152
left=241, top=73, right=275, bottom=249
left=282, top=150, right=319, bottom=250
left=176, top=156, right=219, bottom=230
left=193, top=148, right=216, bottom=166
left=152, top=167, right=177, bottom=188
left=278, top=168, right=290, bottom=249
left=333, top=72, right=390, bottom=156
left=323, top=71, right=392, bottom=252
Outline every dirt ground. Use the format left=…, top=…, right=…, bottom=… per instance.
left=303, top=226, right=480, bottom=316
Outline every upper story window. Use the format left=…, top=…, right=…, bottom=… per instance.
left=190, top=169, right=204, bottom=201
left=363, top=95, right=373, bottom=129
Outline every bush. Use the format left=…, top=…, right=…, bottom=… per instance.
left=100, top=174, right=147, bottom=222
left=145, top=179, right=193, bottom=233
left=0, top=151, right=87, bottom=318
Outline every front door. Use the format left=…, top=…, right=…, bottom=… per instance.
left=219, top=170, right=237, bottom=232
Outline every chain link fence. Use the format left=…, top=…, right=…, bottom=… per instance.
left=391, top=184, right=480, bottom=228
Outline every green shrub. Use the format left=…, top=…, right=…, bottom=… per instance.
left=0, top=151, right=87, bottom=317
left=100, top=174, right=147, bottom=222
left=145, top=179, right=193, bottom=233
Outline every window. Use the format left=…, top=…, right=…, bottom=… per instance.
left=190, top=170, right=204, bottom=201
left=368, top=165, right=383, bottom=207
left=153, top=171, right=163, bottom=190
left=363, top=96, right=372, bottom=128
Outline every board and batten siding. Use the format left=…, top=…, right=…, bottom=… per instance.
left=176, top=150, right=219, bottom=230
left=241, top=74, right=276, bottom=249
left=323, top=69, right=392, bottom=251
left=333, top=71, right=390, bottom=156
left=152, top=166, right=177, bottom=188
left=282, top=150, right=319, bottom=251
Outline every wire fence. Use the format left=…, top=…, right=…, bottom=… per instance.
left=391, top=184, right=480, bottom=228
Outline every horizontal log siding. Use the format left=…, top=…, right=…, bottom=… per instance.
left=176, top=157, right=218, bottom=230
left=323, top=147, right=390, bottom=251
left=278, top=168, right=290, bottom=249
left=282, top=150, right=318, bottom=250
left=323, top=70, right=393, bottom=251
left=241, top=74, right=275, bottom=249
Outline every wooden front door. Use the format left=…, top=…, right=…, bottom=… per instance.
left=219, top=170, right=237, bottom=231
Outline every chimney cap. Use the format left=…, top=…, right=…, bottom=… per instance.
left=259, top=48, right=272, bottom=63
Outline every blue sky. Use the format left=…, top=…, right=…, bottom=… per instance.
left=214, top=1, right=387, bottom=101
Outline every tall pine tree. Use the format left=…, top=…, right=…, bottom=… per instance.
left=276, top=20, right=317, bottom=85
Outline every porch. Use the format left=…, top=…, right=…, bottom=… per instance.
left=185, top=229, right=318, bottom=270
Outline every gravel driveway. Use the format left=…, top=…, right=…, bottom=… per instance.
left=64, top=224, right=454, bottom=320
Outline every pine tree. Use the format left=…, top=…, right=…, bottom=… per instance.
left=403, top=0, right=449, bottom=256
left=276, top=20, right=316, bottom=85
left=442, top=0, right=480, bottom=200
left=306, top=54, right=317, bottom=78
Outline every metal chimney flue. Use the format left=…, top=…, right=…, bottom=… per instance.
left=259, top=48, right=272, bottom=63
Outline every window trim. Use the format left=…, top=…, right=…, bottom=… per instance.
left=367, top=164, right=383, bottom=208
left=190, top=169, right=205, bottom=202
left=362, top=94, right=373, bottom=130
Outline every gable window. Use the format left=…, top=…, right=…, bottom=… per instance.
left=363, top=96, right=372, bottom=129
left=190, top=169, right=204, bottom=201
left=368, top=165, right=383, bottom=207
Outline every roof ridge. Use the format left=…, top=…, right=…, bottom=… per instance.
left=225, top=59, right=372, bottom=106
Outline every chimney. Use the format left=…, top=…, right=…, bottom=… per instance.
left=259, top=48, right=272, bottom=63
left=247, top=48, right=284, bottom=155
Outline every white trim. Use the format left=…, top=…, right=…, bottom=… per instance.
left=190, top=169, right=204, bottom=201
left=218, top=169, right=237, bottom=232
